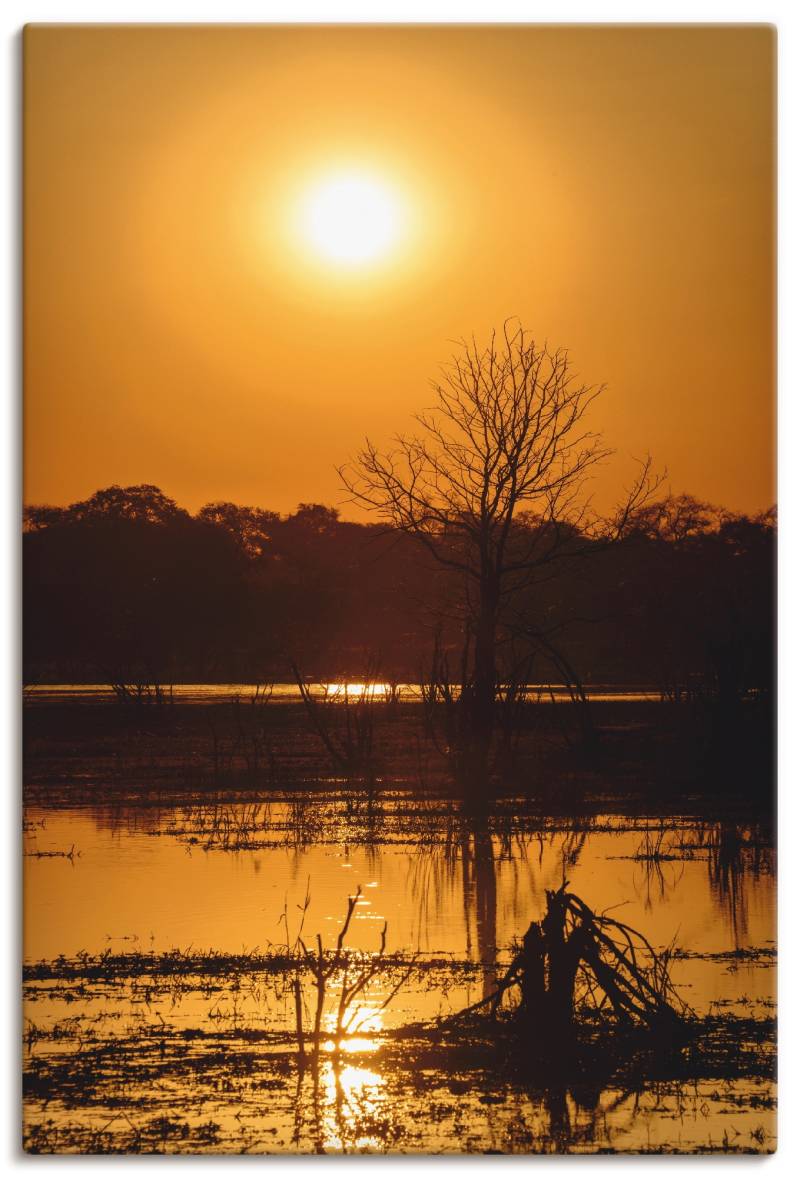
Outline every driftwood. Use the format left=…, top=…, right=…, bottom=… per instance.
left=444, top=883, right=689, bottom=1060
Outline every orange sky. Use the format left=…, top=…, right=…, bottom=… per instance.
left=23, top=24, right=775, bottom=518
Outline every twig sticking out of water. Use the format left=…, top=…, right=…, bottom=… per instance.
left=296, top=886, right=415, bottom=1065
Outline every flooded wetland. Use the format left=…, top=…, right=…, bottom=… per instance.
left=23, top=693, right=776, bottom=1155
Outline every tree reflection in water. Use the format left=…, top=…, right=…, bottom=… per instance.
left=407, top=812, right=592, bottom=1004
left=704, top=821, right=775, bottom=946
left=461, top=825, right=498, bottom=999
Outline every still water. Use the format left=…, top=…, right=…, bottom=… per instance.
left=23, top=799, right=776, bottom=1153
left=25, top=802, right=775, bottom=1006
left=24, top=682, right=664, bottom=705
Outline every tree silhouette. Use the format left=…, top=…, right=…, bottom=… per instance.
left=196, top=502, right=279, bottom=558
left=340, top=322, right=659, bottom=803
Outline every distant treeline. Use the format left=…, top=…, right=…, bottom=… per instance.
left=23, top=484, right=775, bottom=694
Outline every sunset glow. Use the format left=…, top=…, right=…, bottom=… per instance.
left=23, top=25, right=774, bottom=515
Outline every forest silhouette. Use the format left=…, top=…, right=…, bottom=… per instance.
left=24, top=480, right=774, bottom=699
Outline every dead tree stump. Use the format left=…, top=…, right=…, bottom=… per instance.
left=514, top=882, right=685, bottom=1063
left=520, top=888, right=588, bottom=1059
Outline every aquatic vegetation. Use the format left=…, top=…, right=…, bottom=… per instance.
left=22, top=938, right=775, bottom=1154
left=22, top=753, right=776, bottom=1153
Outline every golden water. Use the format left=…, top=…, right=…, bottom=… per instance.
left=23, top=802, right=776, bottom=1153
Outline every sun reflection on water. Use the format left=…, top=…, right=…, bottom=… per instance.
left=322, top=1033, right=381, bottom=1055
left=318, top=1057, right=387, bottom=1151
left=322, top=682, right=394, bottom=700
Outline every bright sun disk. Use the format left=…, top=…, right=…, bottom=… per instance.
left=299, top=172, right=403, bottom=267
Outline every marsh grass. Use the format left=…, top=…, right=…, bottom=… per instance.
left=23, top=874, right=776, bottom=1157
left=23, top=958, right=775, bottom=1155
left=24, top=843, right=80, bottom=860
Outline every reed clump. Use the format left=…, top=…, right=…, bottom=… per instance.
left=292, top=665, right=382, bottom=786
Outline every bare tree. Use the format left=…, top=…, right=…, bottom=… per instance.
left=340, top=321, right=658, bottom=805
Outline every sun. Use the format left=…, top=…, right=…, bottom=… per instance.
left=298, top=171, right=404, bottom=268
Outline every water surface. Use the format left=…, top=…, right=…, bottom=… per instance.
left=23, top=798, right=776, bottom=1153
